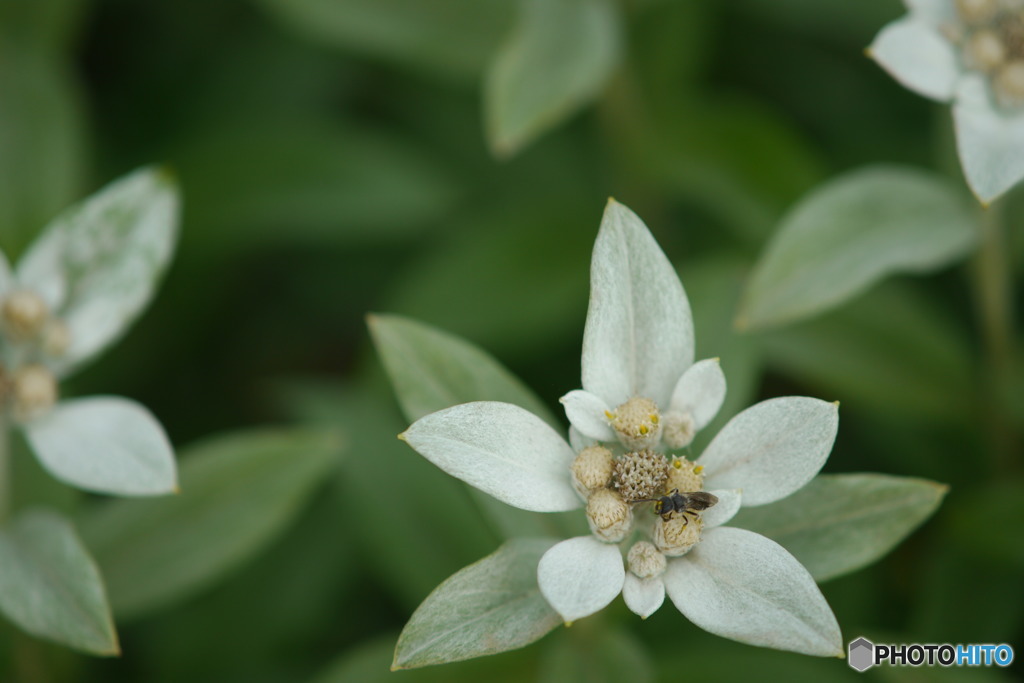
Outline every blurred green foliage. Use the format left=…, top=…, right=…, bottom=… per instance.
left=0, top=0, right=1021, bottom=681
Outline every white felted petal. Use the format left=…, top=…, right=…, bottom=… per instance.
left=701, top=489, right=742, bottom=528
left=582, top=200, right=694, bottom=409
left=668, top=358, right=726, bottom=431
left=868, top=17, right=959, bottom=102
left=537, top=536, right=625, bottom=622
left=954, top=74, right=1024, bottom=204
left=559, top=390, right=615, bottom=442
left=568, top=426, right=597, bottom=452
left=699, top=397, right=838, bottom=506
left=622, top=574, right=665, bottom=619
left=23, top=396, right=177, bottom=496
left=401, top=401, right=580, bottom=512
left=664, top=527, right=842, bottom=656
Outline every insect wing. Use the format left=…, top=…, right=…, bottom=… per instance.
left=684, top=491, right=719, bottom=511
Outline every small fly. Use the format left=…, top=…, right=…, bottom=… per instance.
left=636, top=489, right=719, bottom=524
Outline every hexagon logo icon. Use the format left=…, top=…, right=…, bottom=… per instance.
left=848, top=637, right=875, bottom=672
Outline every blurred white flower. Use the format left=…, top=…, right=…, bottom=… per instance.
left=869, top=0, right=1024, bottom=203
left=0, top=168, right=179, bottom=497
left=400, top=200, right=843, bottom=656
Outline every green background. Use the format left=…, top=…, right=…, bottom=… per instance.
left=1, top=0, right=1021, bottom=681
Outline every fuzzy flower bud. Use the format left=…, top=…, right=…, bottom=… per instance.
left=586, top=488, right=633, bottom=543
left=965, top=29, right=1007, bottom=71
left=665, top=456, right=705, bottom=494
left=661, top=410, right=695, bottom=449
left=571, top=445, right=614, bottom=497
left=956, top=0, right=999, bottom=25
left=654, top=514, right=703, bottom=557
left=41, top=319, right=71, bottom=358
left=11, top=364, right=58, bottom=421
left=2, top=291, right=49, bottom=342
left=995, top=60, right=1024, bottom=105
left=613, top=449, right=668, bottom=502
left=607, top=396, right=661, bottom=450
left=627, top=541, right=667, bottom=579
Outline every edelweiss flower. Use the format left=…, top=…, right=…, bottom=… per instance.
left=869, top=0, right=1024, bottom=203
left=0, top=168, right=179, bottom=496
left=400, top=200, right=842, bottom=656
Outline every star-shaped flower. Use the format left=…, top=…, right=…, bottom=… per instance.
left=869, top=0, right=1024, bottom=203
left=399, top=200, right=843, bottom=656
left=0, top=167, right=179, bottom=497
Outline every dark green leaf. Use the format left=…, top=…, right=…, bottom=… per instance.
left=538, top=626, right=653, bottom=683
left=255, top=0, right=516, bottom=81
left=0, top=50, right=85, bottom=259
left=368, top=313, right=558, bottom=428
left=81, top=428, right=342, bottom=618
left=757, top=283, right=975, bottom=422
left=731, top=474, right=947, bottom=581
left=175, top=120, right=460, bottom=252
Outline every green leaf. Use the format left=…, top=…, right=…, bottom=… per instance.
left=255, top=0, right=516, bottom=81
left=538, top=626, right=654, bottom=683
left=383, top=200, right=592, bottom=360
left=0, top=509, right=117, bottom=655
left=683, top=256, right=763, bottom=452
left=485, top=0, right=621, bottom=156
left=757, top=283, right=974, bottom=422
left=0, top=49, right=85, bottom=258
left=276, top=380, right=508, bottom=607
left=176, top=120, right=460, bottom=252
left=0, top=0, right=86, bottom=55
left=393, top=538, right=561, bottom=669
left=949, top=479, right=1024, bottom=567
left=81, top=428, right=342, bottom=619
left=738, top=165, right=978, bottom=330
left=656, top=636, right=864, bottom=683
left=310, top=634, right=536, bottom=683
left=734, top=0, right=898, bottom=46
left=15, top=166, right=179, bottom=376
left=368, top=313, right=558, bottom=429
left=612, top=95, right=826, bottom=243
left=730, top=473, right=948, bottom=582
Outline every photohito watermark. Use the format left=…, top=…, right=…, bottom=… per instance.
left=848, top=637, right=1014, bottom=672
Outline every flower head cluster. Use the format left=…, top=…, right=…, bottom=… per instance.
left=0, top=168, right=179, bottom=497
left=399, top=200, right=843, bottom=656
left=870, top=0, right=1024, bottom=202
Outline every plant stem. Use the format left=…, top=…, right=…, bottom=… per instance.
left=976, top=204, right=1013, bottom=370
left=971, top=200, right=1018, bottom=473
